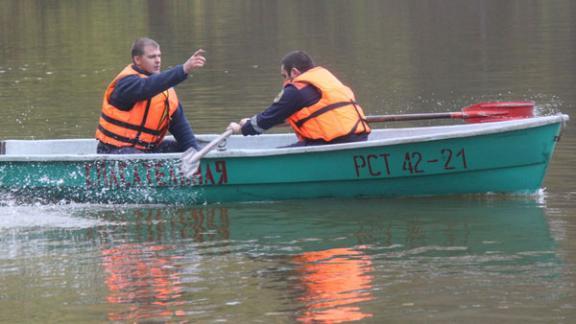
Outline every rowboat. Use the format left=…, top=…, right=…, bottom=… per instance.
left=0, top=114, right=569, bottom=205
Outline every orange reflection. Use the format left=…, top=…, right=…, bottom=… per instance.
left=293, top=247, right=374, bottom=323
left=101, top=244, right=184, bottom=321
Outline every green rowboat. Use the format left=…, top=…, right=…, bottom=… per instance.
left=0, top=114, right=568, bottom=204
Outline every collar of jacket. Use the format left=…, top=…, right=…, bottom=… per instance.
left=131, top=64, right=153, bottom=76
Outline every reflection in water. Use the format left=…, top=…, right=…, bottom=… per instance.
left=294, top=247, right=374, bottom=323
left=101, top=244, right=185, bottom=322
left=0, top=197, right=565, bottom=322
left=78, top=198, right=559, bottom=322
left=93, top=207, right=230, bottom=242
left=95, top=206, right=378, bottom=323
left=97, top=208, right=229, bottom=322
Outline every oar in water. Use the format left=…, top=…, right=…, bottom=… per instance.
left=366, top=101, right=534, bottom=124
left=181, top=101, right=534, bottom=178
left=181, top=129, right=234, bottom=178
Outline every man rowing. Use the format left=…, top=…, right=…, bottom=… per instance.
left=227, top=50, right=371, bottom=146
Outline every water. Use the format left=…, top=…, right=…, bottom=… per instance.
left=1, top=0, right=576, bottom=322
left=1, top=198, right=572, bottom=322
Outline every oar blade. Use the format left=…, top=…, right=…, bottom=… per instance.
left=181, top=147, right=200, bottom=178
left=462, top=101, right=534, bottom=123
left=179, top=129, right=234, bottom=179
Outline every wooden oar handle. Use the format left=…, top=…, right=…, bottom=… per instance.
left=282, top=102, right=529, bottom=127
left=191, top=129, right=234, bottom=162
left=365, top=111, right=510, bottom=123
left=366, top=113, right=456, bottom=123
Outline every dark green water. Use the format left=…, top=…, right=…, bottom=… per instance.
left=1, top=0, right=575, bottom=322
left=0, top=198, right=571, bottom=322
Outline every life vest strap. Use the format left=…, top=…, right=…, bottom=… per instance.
left=350, top=101, right=370, bottom=134
left=100, top=112, right=163, bottom=136
left=134, top=98, right=154, bottom=144
left=294, top=101, right=358, bottom=128
left=97, top=125, right=158, bottom=150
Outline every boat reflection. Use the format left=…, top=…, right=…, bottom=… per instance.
left=77, top=197, right=557, bottom=322
left=92, top=207, right=230, bottom=242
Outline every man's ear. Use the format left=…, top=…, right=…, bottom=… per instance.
left=133, top=56, right=141, bottom=66
left=291, top=68, right=302, bottom=78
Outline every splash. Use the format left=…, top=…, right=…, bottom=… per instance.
left=0, top=204, right=116, bottom=229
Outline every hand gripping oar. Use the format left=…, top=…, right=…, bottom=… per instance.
left=366, top=101, right=534, bottom=124
left=181, top=129, right=234, bottom=178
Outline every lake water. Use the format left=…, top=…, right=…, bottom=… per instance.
left=1, top=0, right=575, bottom=322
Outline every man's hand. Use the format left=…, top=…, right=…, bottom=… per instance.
left=227, top=118, right=250, bottom=134
left=183, top=49, right=206, bottom=74
left=227, top=122, right=241, bottom=134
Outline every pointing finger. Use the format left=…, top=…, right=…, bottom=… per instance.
left=193, top=49, right=206, bottom=57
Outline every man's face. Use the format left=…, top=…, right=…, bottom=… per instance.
left=134, top=45, right=162, bottom=74
left=280, top=65, right=291, bottom=81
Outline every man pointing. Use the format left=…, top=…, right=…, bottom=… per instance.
left=96, top=37, right=206, bottom=154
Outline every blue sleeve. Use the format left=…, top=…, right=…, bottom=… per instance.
left=241, top=85, right=321, bottom=136
left=169, top=105, right=199, bottom=151
left=109, top=65, right=188, bottom=110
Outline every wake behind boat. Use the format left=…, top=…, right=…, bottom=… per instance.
left=0, top=113, right=569, bottom=204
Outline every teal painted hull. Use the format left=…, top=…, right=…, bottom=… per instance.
left=0, top=116, right=568, bottom=204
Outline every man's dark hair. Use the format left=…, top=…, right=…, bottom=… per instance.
left=281, top=50, right=315, bottom=73
left=131, top=37, right=160, bottom=58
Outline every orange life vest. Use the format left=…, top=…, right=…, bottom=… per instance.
left=286, top=67, right=371, bottom=142
left=96, top=65, right=180, bottom=151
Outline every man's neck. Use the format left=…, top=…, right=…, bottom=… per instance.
left=131, top=64, right=152, bottom=76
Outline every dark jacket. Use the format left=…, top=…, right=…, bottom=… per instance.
left=107, top=64, right=199, bottom=151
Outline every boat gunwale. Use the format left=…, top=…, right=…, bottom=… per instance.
left=0, top=114, right=568, bottom=162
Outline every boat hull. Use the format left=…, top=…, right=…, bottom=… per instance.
left=0, top=116, right=567, bottom=204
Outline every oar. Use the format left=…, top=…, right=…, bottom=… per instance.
left=366, top=101, right=534, bottom=124
left=181, top=129, right=234, bottom=178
